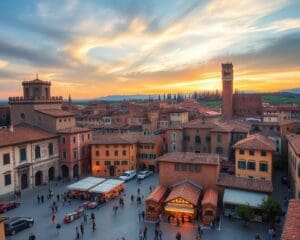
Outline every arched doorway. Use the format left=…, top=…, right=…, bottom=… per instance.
left=21, top=173, right=28, bottom=190
left=48, top=167, right=55, bottom=181
left=73, top=164, right=79, bottom=178
left=35, top=171, right=43, bottom=186
left=61, top=165, right=69, bottom=178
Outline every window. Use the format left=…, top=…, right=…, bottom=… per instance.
left=261, top=151, right=267, bottom=157
left=35, top=145, right=41, bottom=159
left=259, top=162, right=268, bottom=172
left=195, top=165, right=201, bottom=172
left=249, top=150, right=254, bottom=156
left=3, top=153, right=10, bottom=165
left=174, top=163, right=180, bottom=171
left=195, top=136, right=201, bottom=144
left=61, top=137, right=66, bottom=144
left=73, top=136, right=76, bottom=144
left=20, top=148, right=26, bottom=161
left=105, top=150, right=109, bottom=156
left=172, top=132, right=176, bottom=141
left=62, top=151, right=67, bottom=160
left=21, top=113, right=25, bottom=120
left=206, top=136, right=211, bottom=143
left=88, top=134, right=90, bottom=140
left=73, top=150, right=77, bottom=160
left=121, top=161, right=128, bottom=165
left=82, top=135, right=85, bottom=141
left=4, top=173, right=11, bottom=186
left=104, top=161, right=111, bottom=166
left=247, top=161, right=256, bottom=170
left=114, top=150, right=118, bottom=157
left=216, top=147, right=223, bottom=154
left=172, top=143, right=177, bottom=152
left=122, top=150, right=126, bottom=156
left=217, top=134, right=222, bottom=143
left=238, top=161, right=246, bottom=170
left=48, top=143, right=54, bottom=156
left=96, top=150, right=100, bottom=157
left=239, top=149, right=244, bottom=155
left=114, top=161, right=120, bottom=166
left=82, top=147, right=85, bottom=157
left=96, top=161, right=100, bottom=166
left=181, top=164, right=187, bottom=171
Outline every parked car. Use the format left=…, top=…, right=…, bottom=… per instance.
left=137, top=170, right=153, bottom=180
left=119, top=170, right=136, bottom=182
left=5, top=217, right=34, bottom=236
left=0, top=201, right=21, bottom=213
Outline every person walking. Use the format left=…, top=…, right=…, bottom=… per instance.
left=158, top=229, right=162, bottom=240
left=176, top=232, right=181, bottom=240
left=41, top=195, right=44, bottom=204
left=91, top=212, right=95, bottom=221
left=143, top=224, right=148, bottom=240
left=83, top=213, right=87, bottom=224
left=139, top=229, right=143, bottom=240
left=37, top=195, right=40, bottom=204
left=80, top=222, right=84, bottom=236
left=142, top=211, right=145, bottom=222
left=137, top=188, right=140, bottom=195
left=138, top=210, right=141, bottom=222
left=56, top=194, right=60, bottom=202
left=154, top=228, right=159, bottom=240
left=51, top=214, right=56, bottom=225
left=92, top=220, right=96, bottom=232
left=75, top=226, right=80, bottom=240
left=197, top=224, right=202, bottom=237
left=131, top=194, right=134, bottom=203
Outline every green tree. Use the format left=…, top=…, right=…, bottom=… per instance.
left=260, top=196, right=281, bottom=226
left=236, top=204, right=254, bottom=226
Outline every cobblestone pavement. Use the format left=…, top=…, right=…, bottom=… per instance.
left=2, top=173, right=286, bottom=240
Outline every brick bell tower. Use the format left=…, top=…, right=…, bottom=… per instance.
left=222, top=63, right=233, bottom=119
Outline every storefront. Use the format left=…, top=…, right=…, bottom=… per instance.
left=201, top=188, right=218, bottom=225
left=164, top=181, right=201, bottom=223
left=145, top=185, right=168, bottom=222
left=88, top=179, right=125, bottom=202
left=222, top=188, right=268, bottom=222
left=67, top=177, right=106, bottom=200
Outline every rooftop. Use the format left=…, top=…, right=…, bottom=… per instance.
left=201, top=188, right=218, bottom=206
left=35, top=109, right=75, bottom=117
left=157, top=152, right=220, bottom=165
left=92, top=133, right=161, bottom=145
left=217, top=174, right=273, bottom=193
left=233, top=134, right=276, bottom=151
left=57, top=127, right=91, bottom=134
left=0, top=123, right=57, bottom=147
left=146, top=185, right=168, bottom=203
left=281, top=199, right=300, bottom=240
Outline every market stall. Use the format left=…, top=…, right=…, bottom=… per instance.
left=67, top=177, right=106, bottom=200
left=88, top=179, right=125, bottom=202
left=145, top=185, right=168, bottom=222
left=201, top=188, right=218, bottom=225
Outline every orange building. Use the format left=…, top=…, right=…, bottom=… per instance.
left=0, top=217, right=7, bottom=240
left=233, top=134, right=276, bottom=180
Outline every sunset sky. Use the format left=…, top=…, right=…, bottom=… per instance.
left=0, top=0, right=300, bottom=99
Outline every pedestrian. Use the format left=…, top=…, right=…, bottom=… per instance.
left=138, top=210, right=141, bottom=222
left=37, top=195, right=40, bottom=204
left=176, top=232, right=181, bottom=240
left=55, top=204, right=58, bottom=213
left=41, top=195, right=44, bottom=203
left=139, top=229, right=143, bottom=240
left=28, top=233, right=36, bottom=240
left=92, top=220, right=96, bottom=232
left=158, top=229, right=162, bottom=240
left=131, top=194, right=134, bottom=203
left=142, top=210, right=145, bottom=222
left=154, top=228, right=159, bottom=240
left=91, top=212, right=95, bottom=221
left=137, top=188, right=140, bottom=195
left=80, top=222, right=84, bottom=236
left=84, top=213, right=87, bottom=224
left=197, top=224, right=202, bottom=236
left=51, top=214, right=56, bottom=225
left=56, top=223, right=61, bottom=235
left=149, top=185, right=152, bottom=193
left=268, top=228, right=273, bottom=240
left=56, top=194, right=60, bottom=202
left=75, top=226, right=80, bottom=240
left=255, top=233, right=261, bottom=240
left=143, top=224, right=148, bottom=240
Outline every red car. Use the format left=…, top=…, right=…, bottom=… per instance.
left=0, top=201, right=21, bottom=213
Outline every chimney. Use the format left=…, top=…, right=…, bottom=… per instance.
left=9, top=125, right=14, bottom=132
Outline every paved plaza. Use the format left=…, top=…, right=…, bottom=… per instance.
left=3, top=173, right=287, bottom=240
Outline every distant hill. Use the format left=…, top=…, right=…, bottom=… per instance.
left=281, top=88, right=300, bottom=94
left=95, top=94, right=159, bottom=101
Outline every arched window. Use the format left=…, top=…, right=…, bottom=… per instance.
left=35, top=145, right=41, bottom=159
left=114, top=150, right=118, bottom=156
left=21, top=113, right=25, bottom=120
left=172, top=143, right=177, bottom=152
left=195, top=136, right=201, bottom=144
left=48, top=143, right=53, bottom=156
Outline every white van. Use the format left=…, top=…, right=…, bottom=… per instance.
left=119, top=170, right=136, bottom=182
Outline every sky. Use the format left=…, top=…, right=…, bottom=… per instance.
left=0, top=0, right=300, bottom=99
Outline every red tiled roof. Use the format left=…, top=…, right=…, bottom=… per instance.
left=35, top=109, right=75, bottom=117
left=281, top=199, right=300, bottom=240
left=57, top=127, right=91, bottom=134
left=287, top=134, right=300, bottom=155
left=217, top=174, right=273, bottom=193
left=0, top=123, right=57, bottom=147
left=157, top=152, right=219, bottom=165
left=92, top=133, right=161, bottom=145
left=233, top=134, right=276, bottom=151
left=201, top=188, right=218, bottom=206
left=165, top=181, right=201, bottom=206
left=146, top=185, right=167, bottom=203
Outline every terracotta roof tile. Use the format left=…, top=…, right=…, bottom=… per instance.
left=57, top=127, right=91, bottom=134
left=165, top=181, right=201, bottom=206
left=217, top=174, right=273, bottom=193
left=157, top=152, right=219, bottom=165
left=281, top=199, right=300, bottom=240
left=233, top=134, right=276, bottom=151
left=36, top=109, right=75, bottom=117
left=0, top=123, right=57, bottom=147
left=202, top=188, right=218, bottom=206
left=92, top=133, right=161, bottom=145
left=146, top=185, right=168, bottom=203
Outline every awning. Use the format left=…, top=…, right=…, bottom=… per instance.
left=164, top=205, right=195, bottom=214
left=223, top=188, right=267, bottom=208
left=67, top=177, right=106, bottom=191
left=89, top=179, right=124, bottom=194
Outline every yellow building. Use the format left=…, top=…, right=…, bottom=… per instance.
left=233, top=134, right=276, bottom=180
left=287, top=134, right=300, bottom=199
left=0, top=217, right=8, bottom=240
left=91, top=134, right=138, bottom=177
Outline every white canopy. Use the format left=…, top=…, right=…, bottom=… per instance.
left=89, top=179, right=124, bottom=194
left=67, top=177, right=106, bottom=191
left=223, top=188, right=267, bottom=208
